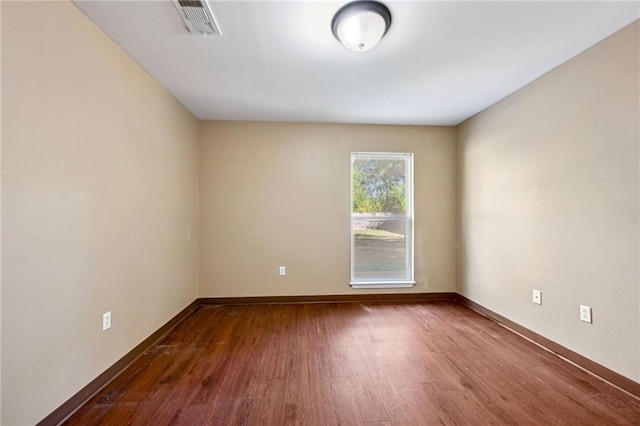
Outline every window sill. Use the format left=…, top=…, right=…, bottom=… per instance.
left=350, top=281, right=416, bottom=289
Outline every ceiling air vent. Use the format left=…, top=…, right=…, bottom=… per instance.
left=172, top=0, right=222, bottom=36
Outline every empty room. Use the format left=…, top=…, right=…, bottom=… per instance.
left=2, top=0, right=639, bottom=425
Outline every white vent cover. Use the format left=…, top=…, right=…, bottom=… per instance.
left=172, top=0, right=222, bottom=36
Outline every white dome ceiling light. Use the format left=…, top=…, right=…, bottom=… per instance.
left=332, top=1, right=392, bottom=52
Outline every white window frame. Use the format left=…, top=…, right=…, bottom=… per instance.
left=350, top=152, right=415, bottom=289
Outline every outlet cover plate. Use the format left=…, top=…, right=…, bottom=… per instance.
left=102, top=311, right=111, bottom=331
left=580, top=305, right=592, bottom=323
left=279, top=266, right=286, bottom=276
left=532, top=289, right=542, bottom=305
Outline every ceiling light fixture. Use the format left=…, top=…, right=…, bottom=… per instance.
left=332, top=1, right=392, bottom=52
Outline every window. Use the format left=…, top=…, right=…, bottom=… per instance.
left=350, top=152, right=414, bottom=288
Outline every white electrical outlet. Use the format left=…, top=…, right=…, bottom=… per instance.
left=279, top=266, right=286, bottom=276
left=102, top=311, right=111, bottom=331
left=532, top=289, right=542, bottom=305
left=580, top=305, right=592, bottom=323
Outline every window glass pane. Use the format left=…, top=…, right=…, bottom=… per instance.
left=352, top=158, right=406, bottom=215
left=353, top=218, right=410, bottom=280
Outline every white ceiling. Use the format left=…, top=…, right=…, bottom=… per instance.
left=73, top=1, right=639, bottom=126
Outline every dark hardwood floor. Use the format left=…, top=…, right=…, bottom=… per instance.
left=65, top=301, right=640, bottom=425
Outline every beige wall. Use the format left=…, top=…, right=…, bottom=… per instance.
left=1, top=2, right=199, bottom=424
left=457, top=21, right=639, bottom=381
left=200, top=121, right=456, bottom=297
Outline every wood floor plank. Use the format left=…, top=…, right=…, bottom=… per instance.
left=64, top=301, right=640, bottom=425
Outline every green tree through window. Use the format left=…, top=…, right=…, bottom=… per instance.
left=352, top=159, right=406, bottom=214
